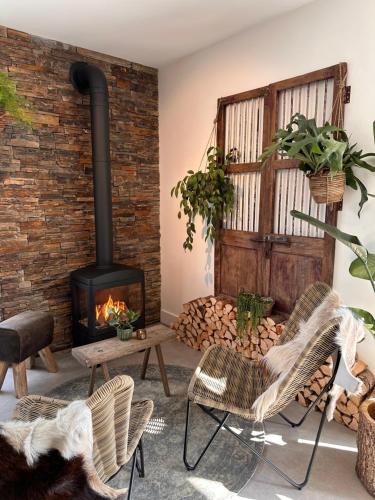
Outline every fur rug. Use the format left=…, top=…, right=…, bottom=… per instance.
left=252, top=290, right=366, bottom=422
left=0, top=401, right=126, bottom=500
left=326, top=307, right=366, bottom=420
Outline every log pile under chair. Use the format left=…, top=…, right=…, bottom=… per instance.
left=173, top=295, right=375, bottom=432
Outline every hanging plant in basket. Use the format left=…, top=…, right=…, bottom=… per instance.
left=171, top=146, right=235, bottom=250
left=259, top=113, right=375, bottom=215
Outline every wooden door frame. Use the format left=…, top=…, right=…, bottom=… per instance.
left=215, top=63, right=347, bottom=299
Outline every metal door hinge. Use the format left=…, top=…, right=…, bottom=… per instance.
left=344, top=86, right=351, bottom=104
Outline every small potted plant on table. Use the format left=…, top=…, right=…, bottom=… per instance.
left=107, top=307, right=140, bottom=341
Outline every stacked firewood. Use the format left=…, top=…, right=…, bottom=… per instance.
left=173, top=295, right=375, bottom=432
left=173, top=295, right=285, bottom=359
left=297, top=357, right=375, bottom=431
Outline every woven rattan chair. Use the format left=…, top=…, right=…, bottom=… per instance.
left=13, top=375, right=153, bottom=499
left=184, top=282, right=342, bottom=490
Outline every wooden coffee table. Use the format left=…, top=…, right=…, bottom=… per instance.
left=72, top=323, right=176, bottom=396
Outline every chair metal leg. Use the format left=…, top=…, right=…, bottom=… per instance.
left=183, top=398, right=230, bottom=471
left=196, top=398, right=330, bottom=490
left=183, top=351, right=341, bottom=489
left=127, top=451, right=137, bottom=500
left=136, top=439, right=145, bottom=478
left=279, top=378, right=332, bottom=428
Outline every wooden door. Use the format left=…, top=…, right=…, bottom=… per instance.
left=215, top=64, right=347, bottom=314
left=215, top=86, right=270, bottom=297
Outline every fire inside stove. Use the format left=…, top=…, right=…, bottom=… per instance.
left=71, top=276, right=145, bottom=345
left=95, top=295, right=127, bottom=327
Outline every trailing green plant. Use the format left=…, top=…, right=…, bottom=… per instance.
left=107, top=307, right=140, bottom=330
left=0, top=72, right=32, bottom=126
left=171, top=146, right=235, bottom=250
left=236, top=292, right=273, bottom=337
left=291, top=209, right=375, bottom=335
left=260, top=113, right=375, bottom=215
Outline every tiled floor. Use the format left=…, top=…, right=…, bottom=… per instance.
left=0, top=339, right=370, bottom=499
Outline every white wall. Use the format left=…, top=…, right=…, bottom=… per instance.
left=159, top=0, right=375, bottom=368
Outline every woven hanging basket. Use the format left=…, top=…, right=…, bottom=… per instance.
left=308, top=170, right=346, bottom=204
left=356, top=399, right=375, bottom=497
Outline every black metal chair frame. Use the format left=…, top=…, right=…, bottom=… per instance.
left=183, top=351, right=341, bottom=491
left=109, top=438, right=145, bottom=500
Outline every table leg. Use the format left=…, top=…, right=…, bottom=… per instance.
left=101, top=362, right=111, bottom=382
left=88, top=365, right=97, bottom=396
left=141, top=348, right=151, bottom=380
left=155, top=345, right=170, bottom=397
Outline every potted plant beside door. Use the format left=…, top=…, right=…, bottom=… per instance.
left=260, top=113, right=375, bottom=215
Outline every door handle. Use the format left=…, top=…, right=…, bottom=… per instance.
left=254, top=234, right=290, bottom=243
left=265, top=234, right=290, bottom=244
left=254, top=234, right=290, bottom=258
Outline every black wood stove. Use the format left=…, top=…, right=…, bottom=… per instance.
left=70, top=62, right=145, bottom=346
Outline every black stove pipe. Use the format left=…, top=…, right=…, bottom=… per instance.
left=70, top=61, right=113, bottom=268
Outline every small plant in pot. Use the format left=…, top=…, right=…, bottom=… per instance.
left=107, top=307, right=140, bottom=341
left=236, top=292, right=274, bottom=338
left=260, top=113, right=375, bottom=214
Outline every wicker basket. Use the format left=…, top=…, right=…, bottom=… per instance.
left=308, top=170, right=345, bottom=204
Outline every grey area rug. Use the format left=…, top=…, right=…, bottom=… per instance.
left=48, top=364, right=264, bottom=500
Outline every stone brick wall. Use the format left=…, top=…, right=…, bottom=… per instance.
left=0, top=26, right=160, bottom=349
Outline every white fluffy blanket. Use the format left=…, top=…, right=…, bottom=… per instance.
left=0, top=400, right=126, bottom=499
left=252, top=290, right=366, bottom=422
left=327, top=307, right=366, bottom=420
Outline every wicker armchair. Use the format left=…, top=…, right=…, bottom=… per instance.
left=184, top=282, right=341, bottom=490
left=13, top=375, right=153, bottom=499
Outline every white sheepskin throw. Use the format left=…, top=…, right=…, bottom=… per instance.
left=326, top=307, right=366, bottom=421
left=252, top=289, right=341, bottom=422
left=0, top=400, right=126, bottom=499
left=2, top=401, right=92, bottom=467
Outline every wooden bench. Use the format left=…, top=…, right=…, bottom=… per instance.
left=72, top=324, right=176, bottom=396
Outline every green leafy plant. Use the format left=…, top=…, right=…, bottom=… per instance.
left=291, top=209, right=375, bottom=335
left=236, top=292, right=274, bottom=337
left=341, top=132, right=375, bottom=216
left=107, top=307, right=140, bottom=330
left=171, top=146, right=235, bottom=250
left=0, top=72, right=32, bottom=126
left=260, top=113, right=375, bottom=215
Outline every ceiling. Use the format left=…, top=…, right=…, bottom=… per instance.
left=1, top=0, right=314, bottom=67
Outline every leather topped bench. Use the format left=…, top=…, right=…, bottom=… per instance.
left=0, top=311, right=58, bottom=398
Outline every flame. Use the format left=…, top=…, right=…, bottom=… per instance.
left=95, top=294, right=127, bottom=322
